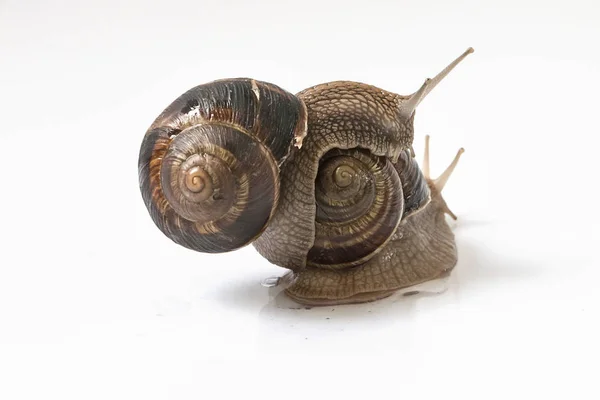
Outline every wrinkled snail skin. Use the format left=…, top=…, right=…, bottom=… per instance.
left=138, top=79, right=307, bottom=253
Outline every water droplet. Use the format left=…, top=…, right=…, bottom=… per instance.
left=261, top=276, right=281, bottom=288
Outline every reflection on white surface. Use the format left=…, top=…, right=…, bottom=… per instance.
left=207, top=223, right=545, bottom=355
left=260, top=276, right=281, bottom=288
left=262, top=265, right=452, bottom=309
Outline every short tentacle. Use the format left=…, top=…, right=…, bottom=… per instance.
left=425, top=136, right=465, bottom=220
left=434, top=147, right=465, bottom=192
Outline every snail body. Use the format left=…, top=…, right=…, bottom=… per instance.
left=138, top=48, right=473, bottom=306
left=284, top=137, right=465, bottom=305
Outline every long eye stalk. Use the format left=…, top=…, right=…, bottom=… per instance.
left=399, top=47, right=474, bottom=119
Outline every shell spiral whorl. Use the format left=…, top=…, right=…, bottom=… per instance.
left=138, top=79, right=307, bottom=253
left=308, top=148, right=404, bottom=269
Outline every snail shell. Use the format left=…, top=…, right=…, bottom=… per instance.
left=138, top=79, right=307, bottom=253
left=307, top=148, right=404, bottom=269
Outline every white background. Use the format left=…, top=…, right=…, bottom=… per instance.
left=1, top=0, right=599, bottom=398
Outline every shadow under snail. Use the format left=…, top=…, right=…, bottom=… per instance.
left=138, top=47, right=474, bottom=306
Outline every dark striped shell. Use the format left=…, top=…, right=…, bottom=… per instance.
left=138, top=79, right=307, bottom=253
left=307, top=148, right=404, bottom=269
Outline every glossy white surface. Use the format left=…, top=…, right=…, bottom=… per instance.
left=1, top=0, right=599, bottom=398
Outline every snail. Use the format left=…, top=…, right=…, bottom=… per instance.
left=138, top=47, right=473, bottom=306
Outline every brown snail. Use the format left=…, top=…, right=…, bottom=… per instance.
left=138, top=47, right=474, bottom=306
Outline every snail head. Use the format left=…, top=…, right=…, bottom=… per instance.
left=398, top=47, right=474, bottom=121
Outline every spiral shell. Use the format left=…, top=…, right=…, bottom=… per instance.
left=138, top=79, right=307, bottom=253
left=307, top=148, right=404, bottom=269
